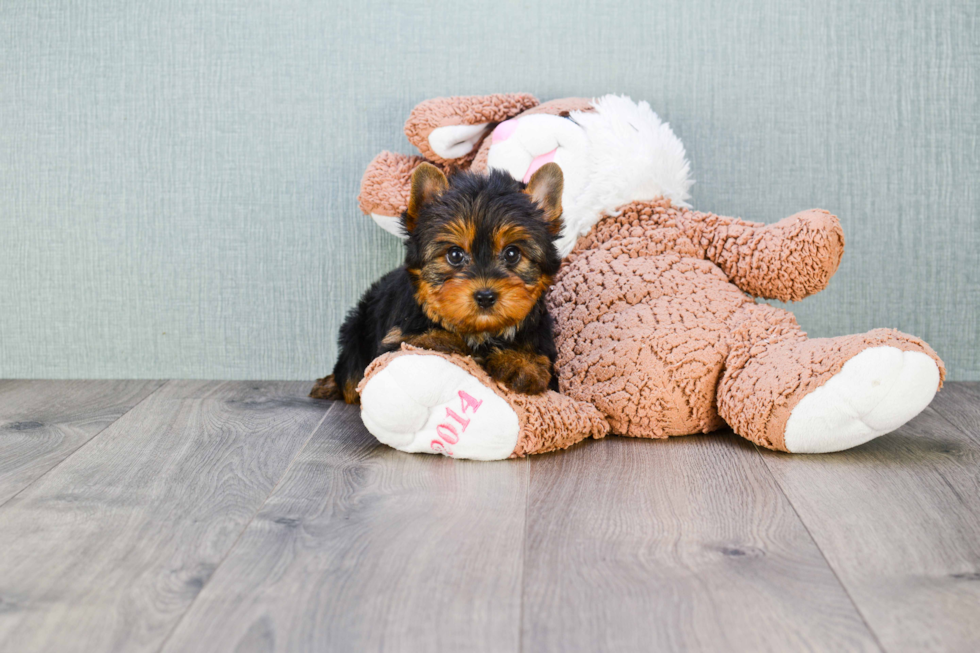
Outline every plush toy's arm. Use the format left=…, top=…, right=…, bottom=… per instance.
left=358, top=345, right=608, bottom=460
left=404, top=93, right=539, bottom=166
left=681, top=209, right=845, bottom=302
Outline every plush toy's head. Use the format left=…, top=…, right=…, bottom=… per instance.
left=402, top=162, right=564, bottom=336
left=477, top=96, right=693, bottom=255
left=370, top=95, right=695, bottom=257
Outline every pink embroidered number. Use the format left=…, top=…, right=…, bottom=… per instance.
left=430, top=390, right=483, bottom=455
left=435, top=424, right=459, bottom=444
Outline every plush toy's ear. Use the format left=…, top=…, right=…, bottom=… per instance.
left=405, top=94, right=540, bottom=165
left=405, top=163, right=449, bottom=232
left=524, top=162, right=563, bottom=236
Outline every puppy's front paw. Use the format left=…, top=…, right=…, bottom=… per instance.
left=404, top=330, right=469, bottom=356
left=486, top=349, right=551, bottom=395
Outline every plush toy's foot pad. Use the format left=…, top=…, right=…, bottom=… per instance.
left=359, top=353, right=519, bottom=460
left=784, top=346, right=940, bottom=453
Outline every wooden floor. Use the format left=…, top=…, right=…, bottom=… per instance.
left=0, top=381, right=978, bottom=652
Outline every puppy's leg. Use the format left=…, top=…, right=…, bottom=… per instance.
left=311, top=299, right=374, bottom=404
left=404, top=329, right=469, bottom=357
left=381, top=326, right=406, bottom=350
left=310, top=373, right=361, bottom=404
left=328, top=342, right=369, bottom=404
left=485, top=347, right=552, bottom=395
left=310, top=374, right=342, bottom=400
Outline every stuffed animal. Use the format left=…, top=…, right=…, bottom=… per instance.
left=349, top=93, right=944, bottom=460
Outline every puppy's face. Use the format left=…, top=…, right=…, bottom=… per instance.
left=403, top=163, right=564, bottom=335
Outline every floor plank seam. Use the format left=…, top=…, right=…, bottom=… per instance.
left=517, top=457, right=530, bottom=653
left=0, top=379, right=172, bottom=512
left=751, top=444, right=888, bottom=653
left=152, top=399, right=338, bottom=653
left=930, top=386, right=980, bottom=446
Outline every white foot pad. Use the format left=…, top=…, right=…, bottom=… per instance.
left=784, top=346, right=940, bottom=453
left=359, top=354, right=519, bottom=460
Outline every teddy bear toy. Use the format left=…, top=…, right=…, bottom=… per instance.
left=345, top=93, right=944, bottom=461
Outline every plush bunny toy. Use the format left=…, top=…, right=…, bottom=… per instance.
left=343, top=93, right=944, bottom=460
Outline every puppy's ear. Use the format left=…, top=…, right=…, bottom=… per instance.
left=405, top=163, right=449, bottom=232
left=525, top=162, right=563, bottom=236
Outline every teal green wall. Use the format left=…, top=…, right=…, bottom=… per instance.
left=1, top=0, right=977, bottom=379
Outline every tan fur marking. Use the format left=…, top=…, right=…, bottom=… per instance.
left=493, top=223, right=529, bottom=254
left=445, top=218, right=476, bottom=252
left=309, top=374, right=342, bottom=400
left=416, top=274, right=543, bottom=335
left=342, top=378, right=360, bottom=405
left=382, top=326, right=404, bottom=347
left=404, top=329, right=470, bottom=356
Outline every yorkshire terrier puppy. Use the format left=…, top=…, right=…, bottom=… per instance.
left=311, top=161, right=564, bottom=404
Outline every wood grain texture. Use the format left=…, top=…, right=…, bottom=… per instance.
left=0, top=381, right=331, bottom=653
left=760, top=401, right=980, bottom=653
left=522, top=433, right=880, bottom=653
left=0, top=380, right=164, bottom=505
left=160, top=403, right=528, bottom=653
left=929, top=382, right=980, bottom=444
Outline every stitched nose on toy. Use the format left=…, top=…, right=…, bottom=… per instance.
left=474, top=289, right=497, bottom=309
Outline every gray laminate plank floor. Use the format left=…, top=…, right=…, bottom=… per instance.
left=759, top=401, right=980, bottom=653
left=161, top=403, right=528, bottom=653
left=522, top=433, right=881, bottom=653
left=0, top=381, right=329, bottom=653
left=929, top=381, right=980, bottom=444
left=0, top=380, right=164, bottom=505
left=0, top=381, right=977, bottom=653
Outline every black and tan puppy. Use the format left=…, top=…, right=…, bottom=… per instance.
left=311, top=162, right=564, bottom=404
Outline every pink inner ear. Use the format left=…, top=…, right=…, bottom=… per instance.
left=492, top=119, right=518, bottom=144
left=523, top=148, right=557, bottom=183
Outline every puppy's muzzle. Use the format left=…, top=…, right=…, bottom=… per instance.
left=474, top=289, right=497, bottom=309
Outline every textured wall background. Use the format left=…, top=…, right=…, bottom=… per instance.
left=1, top=0, right=977, bottom=380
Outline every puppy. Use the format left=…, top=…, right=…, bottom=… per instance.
left=311, top=162, right=564, bottom=404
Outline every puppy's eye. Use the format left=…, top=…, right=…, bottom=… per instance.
left=502, top=246, right=522, bottom=266
left=446, top=247, right=466, bottom=267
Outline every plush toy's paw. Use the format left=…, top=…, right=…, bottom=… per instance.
left=784, top=346, right=941, bottom=453
left=359, top=354, right=519, bottom=460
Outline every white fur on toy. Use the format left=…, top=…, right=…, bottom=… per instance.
left=370, top=213, right=405, bottom=237
left=784, top=346, right=941, bottom=453
left=360, top=354, right=519, bottom=461
left=487, top=95, right=692, bottom=256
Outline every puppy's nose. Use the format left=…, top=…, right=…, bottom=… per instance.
left=474, top=289, right=497, bottom=309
